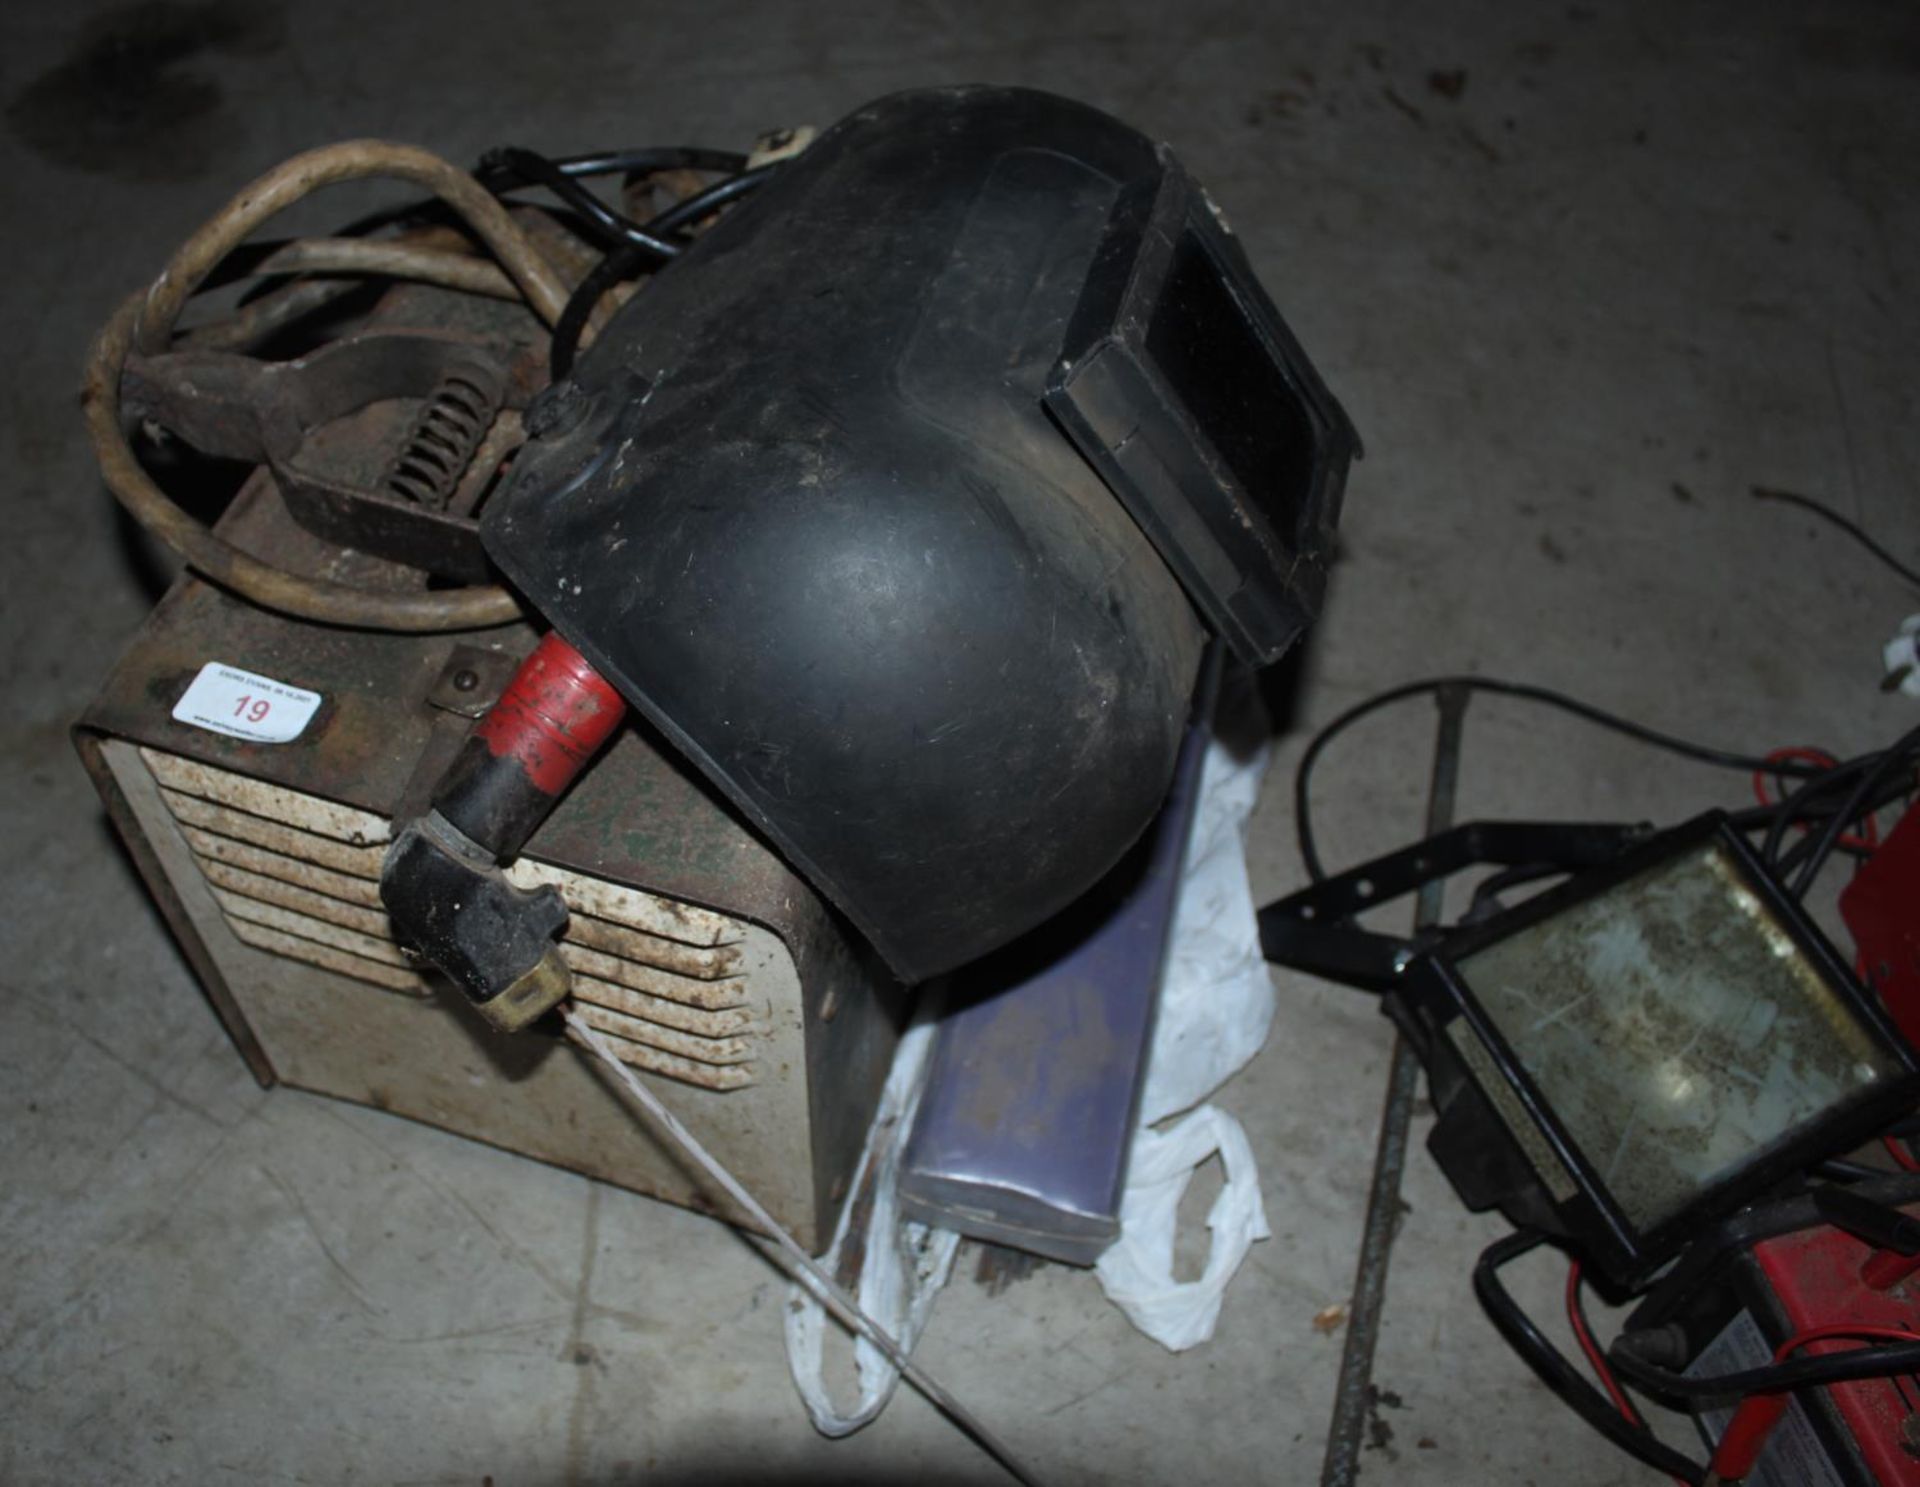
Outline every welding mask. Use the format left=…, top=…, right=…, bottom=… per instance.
left=484, top=86, right=1358, bottom=982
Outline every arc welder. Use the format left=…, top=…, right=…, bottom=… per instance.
left=78, top=86, right=1357, bottom=1247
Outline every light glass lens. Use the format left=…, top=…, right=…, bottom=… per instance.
left=1457, top=840, right=1902, bottom=1231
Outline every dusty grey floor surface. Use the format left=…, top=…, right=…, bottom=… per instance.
left=3, top=1, right=1916, bottom=1483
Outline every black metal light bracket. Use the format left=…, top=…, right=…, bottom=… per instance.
left=1257, top=818, right=1652, bottom=991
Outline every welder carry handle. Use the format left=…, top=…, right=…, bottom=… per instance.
left=378, top=635, right=627, bottom=1031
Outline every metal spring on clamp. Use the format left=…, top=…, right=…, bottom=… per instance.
left=383, top=368, right=501, bottom=509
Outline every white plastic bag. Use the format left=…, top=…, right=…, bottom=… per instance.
left=1092, top=1104, right=1272, bottom=1351
left=1093, top=739, right=1276, bottom=1350
left=783, top=1013, right=961, bottom=1435
left=1139, top=741, right=1275, bottom=1126
left=786, top=737, right=1279, bottom=1415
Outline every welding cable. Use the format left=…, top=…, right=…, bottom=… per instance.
left=85, top=140, right=570, bottom=630
left=1701, top=1325, right=1920, bottom=1484
left=563, top=1009, right=1044, bottom=1487
left=132, top=141, right=568, bottom=351
left=176, top=226, right=518, bottom=352
left=547, top=166, right=782, bottom=379
left=1749, top=487, right=1920, bottom=592
left=235, top=237, right=520, bottom=299
left=205, top=145, right=754, bottom=281
left=175, top=215, right=558, bottom=352
left=1294, top=677, right=1833, bottom=882
left=1786, top=721, right=1920, bottom=897
left=1474, top=1232, right=1707, bottom=1484
left=176, top=276, right=366, bottom=352
left=194, top=215, right=503, bottom=290
left=477, top=146, right=683, bottom=260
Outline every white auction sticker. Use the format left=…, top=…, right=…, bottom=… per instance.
left=171, top=662, right=322, bottom=744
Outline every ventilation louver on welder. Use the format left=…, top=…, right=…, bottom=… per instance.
left=141, top=748, right=763, bottom=1090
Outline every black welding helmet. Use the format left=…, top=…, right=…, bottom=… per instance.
left=483, top=87, right=1358, bottom=983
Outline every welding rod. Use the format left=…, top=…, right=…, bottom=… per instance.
left=563, top=1009, right=1042, bottom=1487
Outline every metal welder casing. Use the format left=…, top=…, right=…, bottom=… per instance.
left=486, top=87, right=1357, bottom=983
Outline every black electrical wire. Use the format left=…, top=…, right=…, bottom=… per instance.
left=1769, top=772, right=1915, bottom=881
left=1566, top=1264, right=1652, bottom=1434
left=1750, top=486, right=1920, bottom=591
left=205, top=142, right=774, bottom=377
left=1727, top=799, right=1871, bottom=866
left=1468, top=862, right=1568, bottom=912
left=1611, top=1332, right=1920, bottom=1400
left=210, top=146, right=755, bottom=294
left=1759, top=755, right=1882, bottom=869
left=1294, top=677, right=1833, bottom=882
left=1787, top=720, right=1920, bottom=897
left=548, top=241, right=647, bottom=379
left=547, top=166, right=782, bottom=379
left=528, top=146, right=749, bottom=181
left=1473, top=1230, right=1706, bottom=1485
left=1813, top=1157, right=1893, bottom=1183
left=477, top=146, right=683, bottom=259
left=643, top=163, right=779, bottom=235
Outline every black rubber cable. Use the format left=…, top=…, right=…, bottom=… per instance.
left=1750, top=486, right=1920, bottom=591
left=1611, top=1333, right=1920, bottom=1400
left=1787, top=721, right=1920, bottom=897
left=1726, top=800, right=1870, bottom=863
left=1567, top=1264, right=1652, bottom=1434
left=547, top=166, right=782, bottom=379
left=1474, top=1231, right=1706, bottom=1485
left=1760, top=758, right=1874, bottom=869
left=477, top=146, right=683, bottom=259
left=1769, top=773, right=1915, bottom=879
left=501, top=145, right=749, bottom=181
left=1466, top=862, right=1569, bottom=916
left=548, top=241, right=647, bottom=379
left=1815, top=1158, right=1893, bottom=1183
left=644, top=163, right=780, bottom=235
left=1294, top=677, right=1832, bottom=882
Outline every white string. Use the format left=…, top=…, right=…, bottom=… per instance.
left=562, top=1008, right=1041, bottom=1487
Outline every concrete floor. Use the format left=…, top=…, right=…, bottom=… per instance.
left=3, top=0, right=1917, bottom=1483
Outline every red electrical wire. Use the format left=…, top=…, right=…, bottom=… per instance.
left=1566, top=1261, right=1690, bottom=1487
left=1708, top=1324, right=1920, bottom=1483
left=1566, top=1261, right=1641, bottom=1422
left=1751, top=747, right=1882, bottom=854
left=1883, top=1135, right=1920, bottom=1173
